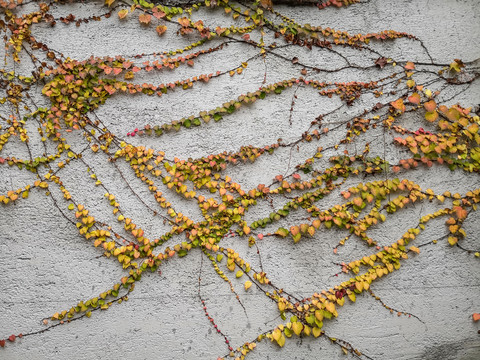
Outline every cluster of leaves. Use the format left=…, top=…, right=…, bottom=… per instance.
left=0, top=0, right=479, bottom=359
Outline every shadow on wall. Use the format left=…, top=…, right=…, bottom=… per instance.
left=419, top=339, right=480, bottom=360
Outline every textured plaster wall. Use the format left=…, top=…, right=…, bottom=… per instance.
left=0, top=1, right=479, bottom=359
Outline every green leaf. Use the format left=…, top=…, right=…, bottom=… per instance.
left=177, top=249, right=188, bottom=257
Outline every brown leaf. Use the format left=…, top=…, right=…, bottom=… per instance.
left=375, top=57, right=387, bottom=69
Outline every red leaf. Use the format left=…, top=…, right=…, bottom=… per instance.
left=0, top=340, right=5, bottom=347
left=8, top=335, right=16, bottom=342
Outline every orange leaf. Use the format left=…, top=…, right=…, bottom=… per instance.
left=424, top=100, right=436, bottom=112
left=290, top=225, right=299, bottom=236
left=391, top=98, right=405, bottom=113
left=408, top=93, right=420, bottom=104
left=156, top=25, right=167, bottom=36
left=473, top=313, right=480, bottom=321
left=404, top=62, right=415, bottom=70
left=178, top=17, right=190, bottom=27
left=139, top=13, right=151, bottom=25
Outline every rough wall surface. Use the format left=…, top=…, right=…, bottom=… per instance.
left=0, top=1, right=479, bottom=359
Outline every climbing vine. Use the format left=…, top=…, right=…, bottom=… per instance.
left=0, top=0, right=479, bottom=358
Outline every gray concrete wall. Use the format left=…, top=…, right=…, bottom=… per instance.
left=0, top=1, right=479, bottom=359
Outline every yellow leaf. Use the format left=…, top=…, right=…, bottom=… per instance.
left=325, top=301, right=335, bottom=314
left=303, top=325, right=311, bottom=336
left=292, top=321, right=303, bottom=336
left=244, top=281, right=252, bottom=290
left=315, top=310, right=323, bottom=321
left=448, top=236, right=458, bottom=246
left=276, top=333, right=285, bottom=347
left=118, top=9, right=128, bottom=19
left=272, top=328, right=281, bottom=342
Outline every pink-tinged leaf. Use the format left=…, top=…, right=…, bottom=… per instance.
left=242, top=34, right=250, bottom=41
left=152, top=9, right=166, bottom=19
left=103, top=66, right=112, bottom=75
left=404, top=61, right=415, bottom=70
left=113, top=67, right=122, bottom=75
left=394, top=137, right=406, bottom=145
left=132, top=66, right=141, bottom=73
left=408, top=92, right=420, bottom=104
left=104, top=85, right=116, bottom=95
left=424, top=100, right=436, bottom=112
